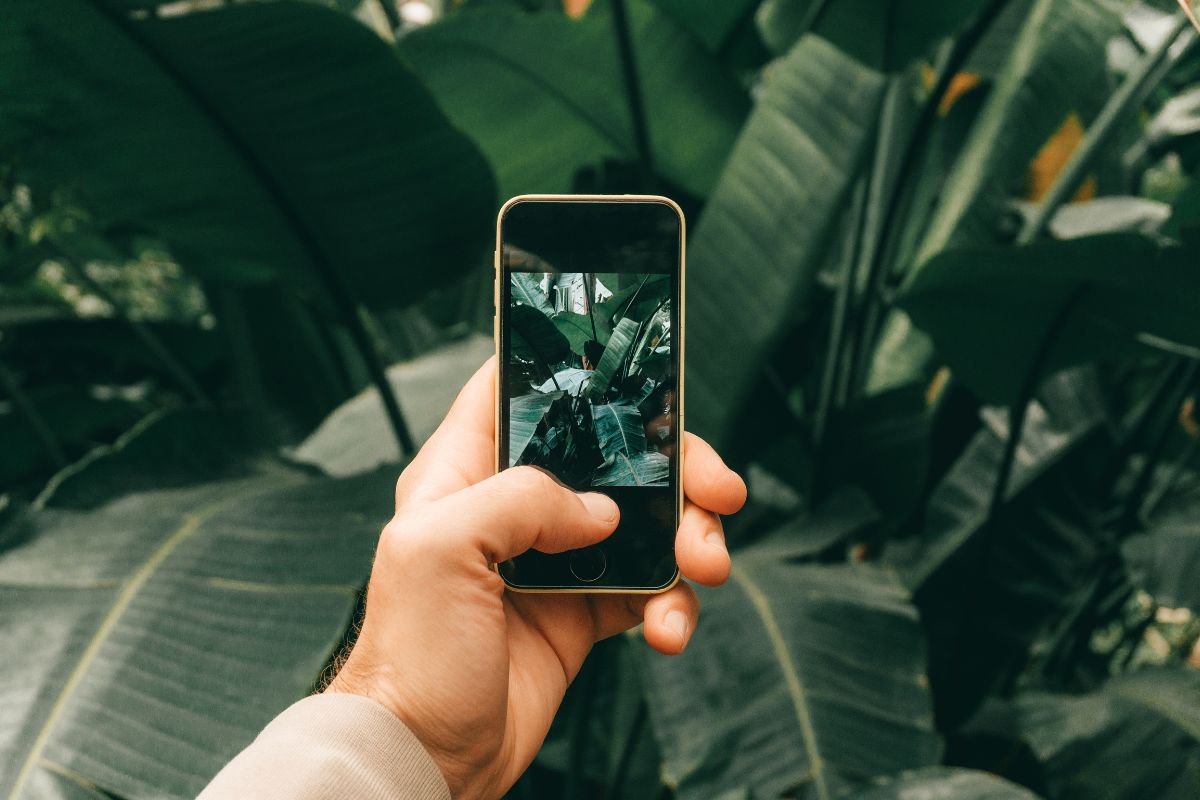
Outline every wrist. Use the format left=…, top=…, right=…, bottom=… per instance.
left=324, top=659, right=492, bottom=799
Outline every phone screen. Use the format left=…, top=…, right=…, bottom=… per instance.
left=496, top=198, right=682, bottom=591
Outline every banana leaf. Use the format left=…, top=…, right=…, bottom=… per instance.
left=887, top=371, right=1113, bottom=727
left=400, top=0, right=749, bottom=198
left=757, top=0, right=992, bottom=71
left=594, top=275, right=671, bottom=328
left=587, top=317, right=641, bottom=400
left=636, top=550, right=941, bottom=799
left=0, top=463, right=392, bottom=800
left=537, top=368, right=593, bottom=396
left=849, top=767, right=1039, bottom=799
left=510, top=304, right=571, bottom=368
left=593, top=402, right=647, bottom=461
left=0, top=0, right=495, bottom=309
left=509, top=390, right=566, bottom=466
left=592, top=451, right=668, bottom=486
left=967, top=668, right=1200, bottom=800
left=867, top=0, right=1121, bottom=392
left=897, top=235, right=1200, bottom=407
left=552, top=311, right=612, bottom=358
left=684, top=35, right=886, bottom=446
left=648, top=0, right=760, bottom=52
left=511, top=272, right=554, bottom=315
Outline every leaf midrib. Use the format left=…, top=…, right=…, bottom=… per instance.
left=5, top=479, right=296, bottom=799
left=597, top=404, right=632, bottom=455
left=730, top=562, right=829, bottom=800
left=81, top=0, right=351, bottom=303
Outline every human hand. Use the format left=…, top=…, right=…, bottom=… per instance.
left=325, top=358, right=746, bottom=799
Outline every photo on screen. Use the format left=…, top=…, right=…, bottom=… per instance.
left=506, top=263, right=674, bottom=489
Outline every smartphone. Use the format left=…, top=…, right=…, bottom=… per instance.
left=494, top=195, right=684, bottom=593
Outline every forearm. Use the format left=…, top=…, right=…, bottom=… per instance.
left=198, top=693, right=450, bottom=800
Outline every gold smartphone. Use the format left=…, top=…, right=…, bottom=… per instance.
left=494, top=195, right=684, bottom=593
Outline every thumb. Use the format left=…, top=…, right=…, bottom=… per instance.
left=425, top=466, right=619, bottom=564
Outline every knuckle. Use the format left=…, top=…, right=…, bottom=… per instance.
left=503, top=465, right=561, bottom=502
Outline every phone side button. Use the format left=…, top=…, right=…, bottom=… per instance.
left=568, top=547, right=606, bottom=583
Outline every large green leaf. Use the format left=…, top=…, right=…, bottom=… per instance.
left=685, top=35, right=886, bottom=446
left=757, top=0, right=991, bottom=70
left=510, top=304, right=572, bottom=367
left=0, top=466, right=392, bottom=799
left=0, top=0, right=495, bottom=309
left=587, top=316, right=640, bottom=399
left=849, top=767, right=1040, bottom=800
left=510, top=272, right=554, bottom=315
left=897, top=235, right=1200, bottom=406
left=593, top=401, right=647, bottom=461
left=399, top=0, right=749, bottom=198
left=970, top=668, right=1200, bottom=800
left=592, top=451, right=668, bottom=486
left=553, top=311, right=612, bottom=357
left=913, top=0, right=1120, bottom=259
left=637, top=551, right=941, bottom=799
left=887, top=371, right=1113, bottom=726
left=866, top=0, right=1122, bottom=393
left=649, top=0, right=760, bottom=52
left=509, top=390, right=566, bottom=466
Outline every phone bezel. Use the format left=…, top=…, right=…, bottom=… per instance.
left=493, top=194, right=685, bottom=594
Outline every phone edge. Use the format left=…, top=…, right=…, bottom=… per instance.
left=492, top=194, right=685, bottom=595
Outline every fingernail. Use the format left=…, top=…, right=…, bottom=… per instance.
left=579, top=492, right=619, bottom=523
left=704, top=529, right=724, bottom=548
left=664, top=609, right=689, bottom=642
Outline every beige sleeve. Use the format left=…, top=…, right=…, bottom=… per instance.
left=198, top=693, right=451, bottom=800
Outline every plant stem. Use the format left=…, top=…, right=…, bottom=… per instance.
left=1105, top=357, right=1186, bottom=489
left=850, top=0, right=1012, bottom=396
left=351, top=305, right=416, bottom=455
left=0, top=359, right=68, bottom=470
left=610, top=0, right=655, bottom=190
left=987, top=287, right=1089, bottom=521
left=615, top=273, right=651, bottom=323
left=584, top=273, right=599, bottom=340
left=813, top=174, right=870, bottom=454
left=55, top=249, right=212, bottom=406
left=1018, top=15, right=1196, bottom=243
left=829, top=74, right=905, bottom=427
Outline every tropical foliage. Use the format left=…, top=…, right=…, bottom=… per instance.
left=2, top=1, right=1200, bottom=799
left=507, top=270, right=673, bottom=488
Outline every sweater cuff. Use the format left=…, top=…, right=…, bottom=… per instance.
left=199, top=693, right=451, bottom=800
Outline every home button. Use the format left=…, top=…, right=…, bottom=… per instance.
left=569, top=547, right=606, bottom=583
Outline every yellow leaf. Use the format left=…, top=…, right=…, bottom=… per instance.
left=1025, top=112, right=1097, bottom=202
left=564, top=0, right=592, bottom=18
